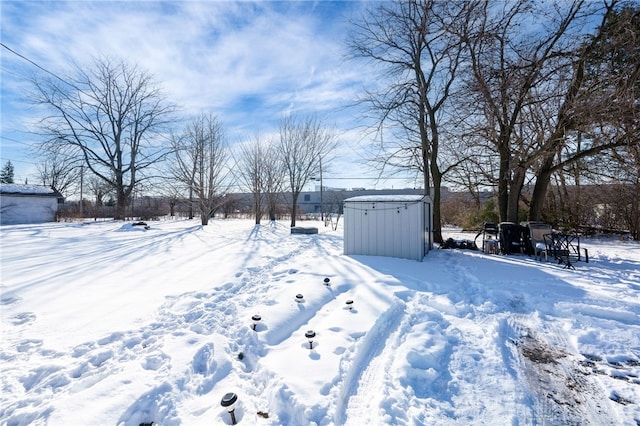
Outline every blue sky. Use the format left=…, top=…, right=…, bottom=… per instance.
left=1, top=1, right=421, bottom=191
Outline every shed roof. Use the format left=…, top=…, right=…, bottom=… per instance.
left=0, top=183, right=63, bottom=197
left=344, top=194, right=426, bottom=203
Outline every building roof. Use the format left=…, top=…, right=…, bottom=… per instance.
left=344, top=194, right=427, bottom=203
left=0, top=183, right=63, bottom=198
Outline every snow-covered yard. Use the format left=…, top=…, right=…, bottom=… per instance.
left=1, top=218, right=639, bottom=425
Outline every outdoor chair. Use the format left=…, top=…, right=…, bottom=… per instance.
left=475, top=222, right=500, bottom=254
left=522, top=222, right=553, bottom=260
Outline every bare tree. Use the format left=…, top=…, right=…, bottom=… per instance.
left=263, top=141, right=287, bottom=222
left=235, top=135, right=269, bottom=224
left=528, top=1, right=639, bottom=220
left=460, top=0, right=596, bottom=223
left=32, top=56, right=176, bottom=220
left=171, top=114, right=230, bottom=225
left=606, top=145, right=640, bottom=240
left=347, top=0, right=471, bottom=243
left=36, top=147, right=80, bottom=197
left=278, top=115, right=336, bottom=227
left=234, top=135, right=287, bottom=224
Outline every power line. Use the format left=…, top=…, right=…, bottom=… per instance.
left=0, top=135, right=36, bottom=147
left=1, top=42, right=73, bottom=87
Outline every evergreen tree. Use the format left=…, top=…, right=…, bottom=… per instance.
left=0, top=160, right=15, bottom=183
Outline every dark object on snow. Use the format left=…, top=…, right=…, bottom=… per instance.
left=442, top=238, right=478, bottom=250
left=474, top=222, right=499, bottom=253
left=498, top=222, right=525, bottom=254
left=291, top=226, right=318, bottom=234
left=442, top=238, right=457, bottom=249
left=132, top=221, right=150, bottom=230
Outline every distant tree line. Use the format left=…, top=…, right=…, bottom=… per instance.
left=29, top=56, right=336, bottom=226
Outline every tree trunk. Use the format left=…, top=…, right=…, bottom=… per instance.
left=431, top=170, right=443, bottom=244
left=429, top=123, right=443, bottom=244
left=200, top=210, right=209, bottom=226
left=254, top=196, right=262, bottom=225
left=290, top=192, right=299, bottom=227
left=506, top=165, right=526, bottom=223
left=268, top=194, right=277, bottom=221
left=529, top=154, right=555, bottom=221
left=497, top=136, right=510, bottom=222
left=188, top=187, right=194, bottom=220
left=115, top=191, right=127, bottom=221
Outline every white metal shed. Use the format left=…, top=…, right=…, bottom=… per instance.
left=343, top=194, right=432, bottom=261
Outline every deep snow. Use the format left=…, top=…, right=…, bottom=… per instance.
left=1, top=218, right=639, bottom=425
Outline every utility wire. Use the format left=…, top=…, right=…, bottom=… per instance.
left=1, top=135, right=35, bottom=147
left=1, top=42, right=72, bottom=87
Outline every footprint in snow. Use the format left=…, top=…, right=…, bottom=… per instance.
left=21, top=365, right=70, bottom=392
left=16, top=339, right=43, bottom=353
left=10, top=312, right=36, bottom=326
left=0, top=296, right=21, bottom=305
left=89, top=350, right=114, bottom=367
left=192, top=343, right=217, bottom=375
left=143, top=352, right=171, bottom=371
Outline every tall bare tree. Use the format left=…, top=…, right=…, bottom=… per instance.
left=235, top=135, right=286, bottom=224
left=528, top=1, right=639, bottom=221
left=171, top=114, right=230, bottom=225
left=460, top=0, right=598, bottom=223
left=33, top=56, right=176, bottom=220
left=235, top=135, right=269, bottom=224
left=459, top=0, right=638, bottom=225
left=348, top=0, right=471, bottom=243
left=278, top=115, right=336, bottom=227
left=263, top=141, right=287, bottom=222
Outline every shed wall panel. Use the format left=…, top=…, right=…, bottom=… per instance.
left=343, top=197, right=430, bottom=261
left=0, top=195, right=59, bottom=225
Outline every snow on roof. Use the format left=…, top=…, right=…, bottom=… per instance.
left=0, top=183, right=58, bottom=196
left=344, top=194, right=426, bottom=203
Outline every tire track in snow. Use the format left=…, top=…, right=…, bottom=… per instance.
left=504, top=315, right=619, bottom=425
left=337, top=295, right=408, bottom=425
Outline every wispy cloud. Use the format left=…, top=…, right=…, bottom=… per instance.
left=1, top=1, right=415, bottom=188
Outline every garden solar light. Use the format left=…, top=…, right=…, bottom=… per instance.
left=251, top=314, right=261, bottom=331
left=346, top=300, right=354, bottom=310
left=295, top=294, right=304, bottom=303
left=305, top=330, right=316, bottom=350
left=220, top=392, right=238, bottom=425
left=323, top=277, right=330, bottom=286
